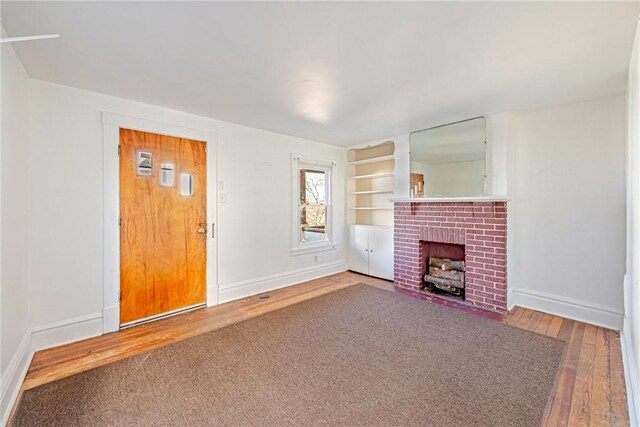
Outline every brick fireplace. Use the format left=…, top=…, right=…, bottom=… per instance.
left=394, top=201, right=507, bottom=313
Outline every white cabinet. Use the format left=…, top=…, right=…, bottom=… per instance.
left=368, top=227, right=394, bottom=280
left=348, top=225, right=370, bottom=275
left=348, top=225, right=393, bottom=280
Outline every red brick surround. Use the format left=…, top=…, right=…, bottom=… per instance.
left=394, top=201, right=507, bottom=313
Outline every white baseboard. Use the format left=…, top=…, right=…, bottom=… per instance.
left=31, top=312, right=103, bottom=351
left=621, top=324, right=639, bottom=427
left=219, top=261, right=346, bottom=304
left=510, top=288, right=623, bottom=330
left=1, top=331, right=33, bottom=426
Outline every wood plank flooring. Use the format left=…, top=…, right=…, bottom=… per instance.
left=13, top=272, right=629, bottom=426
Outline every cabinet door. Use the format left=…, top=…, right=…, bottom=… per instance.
left=348, top=225, right=369, bottom=275
left=368, top=227, right=394, bottom=280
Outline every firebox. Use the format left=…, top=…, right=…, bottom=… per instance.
left=421, top=242, right=465, bottom=299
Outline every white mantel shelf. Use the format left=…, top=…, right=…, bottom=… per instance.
left=391, top=196, right=510, bottom=203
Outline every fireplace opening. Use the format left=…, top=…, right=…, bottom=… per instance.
left=421, top=242, right=465, bottom=300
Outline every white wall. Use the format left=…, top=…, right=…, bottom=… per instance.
left=0, top=34, right=34, bottom=424
left=509, top=95, right=627, bottom=329
left=622, top=19, right=640, bottom=427
left=485, top=113, right=512, bottom=196
left=27, top=80, right=345, bottom=346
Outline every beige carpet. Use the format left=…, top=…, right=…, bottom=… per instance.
left=12, top=284, right=565, bottom=426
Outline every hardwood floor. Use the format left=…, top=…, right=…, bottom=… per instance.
left=502, top=306, right=628, bottom=426
left=14, top=272, right=629, bottom=426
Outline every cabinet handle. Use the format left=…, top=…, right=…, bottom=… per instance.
left=370, top=249, right=374, bottom=253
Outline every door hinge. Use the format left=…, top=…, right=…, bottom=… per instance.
left=118, top=216, right=122, bottom=228
left=212, top=222, right=215, bottom=238
left=118, top=145, right=121, bottom=156
left=119, top=290, right=121, bottom=302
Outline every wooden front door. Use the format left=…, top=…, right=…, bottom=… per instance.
left=119, top=128, right=207, bottom=325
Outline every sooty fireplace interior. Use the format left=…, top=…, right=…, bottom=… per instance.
left=422, top=242, right=465, bottom=299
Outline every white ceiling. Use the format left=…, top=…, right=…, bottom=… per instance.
left=2, top=1, right=638, bottom=146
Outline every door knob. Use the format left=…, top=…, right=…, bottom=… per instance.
left=198, top=222, right=207, bottom=235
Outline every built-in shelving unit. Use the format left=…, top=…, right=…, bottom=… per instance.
left=347, top=142, right=395, bottom=227
left=347, top=141, right=396, bottom=281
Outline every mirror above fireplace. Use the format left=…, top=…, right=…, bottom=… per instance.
left=409, top=117, right=486, bottom=198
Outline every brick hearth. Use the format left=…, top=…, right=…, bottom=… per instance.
left=394, top=201, right=507, bottom=313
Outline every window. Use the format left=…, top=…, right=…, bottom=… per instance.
left=300, top=169, right=327, bottom=243
left=291, top=155, right=335, bottom=254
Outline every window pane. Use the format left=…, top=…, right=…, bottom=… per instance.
left=300, top=169, right=326, bottom=205
left=300, top=205, right=327, bottom=244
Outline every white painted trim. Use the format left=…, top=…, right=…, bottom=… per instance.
left=391, top=196, right=510, bottom=202
left=101, top=112, right=219, bottom=333
left=1, top=331, right=33, bottom=426
left=510, top=288, right=624, bottom=330
left=206, top=285, right=218, bottom=308
left=219, top=261, right=346, bottom=304
left=290, top=153, right=337, bottom=254
left=621, top=325, right=639, bottom=426
left=31, top=312, right=103, bottom=351
left=290, top=243, right=338, bottom=256
left=103, top=304, right=119, bottom=333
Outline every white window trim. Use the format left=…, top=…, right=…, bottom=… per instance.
left=291, top=154, right=337, bottom=255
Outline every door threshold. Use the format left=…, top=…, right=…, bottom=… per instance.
left=120, top=302, right=206, bottom=329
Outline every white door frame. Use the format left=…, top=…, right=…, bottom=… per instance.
left=101, top=112, right=218, bottom=334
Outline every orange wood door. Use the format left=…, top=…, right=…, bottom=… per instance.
left=119, top=128, right=207, bottom=325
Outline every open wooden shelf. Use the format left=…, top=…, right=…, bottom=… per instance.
left=347, top=154, right=395, bottom=166
left=349, top=172, right=394, bottom=180
left=347, top=142, right=396, bottom=227
left=349, top=190, right=394, bottom=195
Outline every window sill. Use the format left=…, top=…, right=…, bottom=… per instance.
left=291, top=243, right=338, bottom=256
